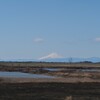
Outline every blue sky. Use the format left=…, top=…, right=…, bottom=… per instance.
left=0, top=0, right=100, bottom=60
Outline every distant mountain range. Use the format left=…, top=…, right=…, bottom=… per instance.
left=0, top=57, right=100, bottom=63
left=37, top=53, right=100, bottom=62
left=38, top=57, right=100, bottom=63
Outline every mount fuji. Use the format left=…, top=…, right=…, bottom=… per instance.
left=38, top=53, right=100, bottom=63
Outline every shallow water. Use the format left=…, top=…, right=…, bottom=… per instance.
left=43, top=68, right=100, bottom=72
left=43, top=68, right=62, bottom=71
left=0, top=72, right=55, bottom=78
left=81, top=69, right=100, bottom=72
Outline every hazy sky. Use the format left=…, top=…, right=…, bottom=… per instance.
left=0, top=0, right=100, bottom=60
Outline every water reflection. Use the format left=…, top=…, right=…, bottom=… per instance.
left=43, top=68, right=62, bottom=71
left=0, top=71, right=55, bottom=78
left=43, top=68, right=100, bottom=72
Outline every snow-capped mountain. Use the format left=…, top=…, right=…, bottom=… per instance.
left=38, top=57, right=100, bottom=63
left=39, top=53, right=62, bottom=60
left=38, top=53, right=100, bottom=62
left=0, top=57, right=100, bottom=62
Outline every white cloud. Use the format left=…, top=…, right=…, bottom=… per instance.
left=94, top=37, right=100, bottom=42
left=39, top=52, right=62, bottom=60
left=34, top=38, right=44, bottom=43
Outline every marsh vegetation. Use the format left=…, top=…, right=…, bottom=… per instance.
left=0, top=62, right=100, bottom=100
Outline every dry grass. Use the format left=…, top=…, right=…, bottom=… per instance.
left=0, top=62, right=100, bottom=68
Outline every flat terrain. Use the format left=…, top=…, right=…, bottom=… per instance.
left=0, top=82, right=100, bottom=100
left=0, top=76, right=100, bottom=83
left=0, top=62, right=100, bottom=100
left=0, top=76, right=100, bottom=100
left=0, top=62, right=100, bottom=68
